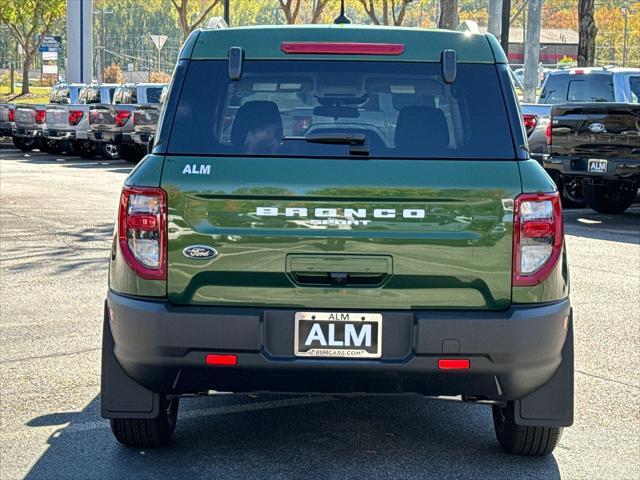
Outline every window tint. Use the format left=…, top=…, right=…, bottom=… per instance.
left=146, top=87, right=163, bottom=103
left=541, top=73, right=615, bottom=103
left=169, top=60, right=515, bottom=159
left=85, top=88, right=101, bottom=104
left=629, top=76, right=640, bottom=104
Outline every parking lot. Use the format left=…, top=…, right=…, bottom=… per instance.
left=0, top=148, right=638, bottom=480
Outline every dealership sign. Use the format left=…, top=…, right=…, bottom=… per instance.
left=39, top=35, right=62, bottom=52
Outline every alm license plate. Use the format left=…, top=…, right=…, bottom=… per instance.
left=588, top=159, right=608, bottom=173
left=294, top=312, right=382, bottom=359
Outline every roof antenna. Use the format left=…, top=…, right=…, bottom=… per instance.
left=334, top=0, right=351, bottom=24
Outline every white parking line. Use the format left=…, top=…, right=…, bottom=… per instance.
left=62, top=396, right=336, bottom=433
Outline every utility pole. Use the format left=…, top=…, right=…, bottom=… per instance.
left=500, top=0, right=512, bottom=57
left=523, top=0, right=542, bottom=103
left=622, top=2, right=629, bottom=66
left=488, top=0, right=502, bottom=38
left=224, top=0, right=230, bottom=26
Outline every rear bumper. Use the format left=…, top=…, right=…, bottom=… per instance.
left=44, top=128, right=75, bottom=141
left=131, top=131, right=154, bottom=145
left=12, top=127, right=43, bottom=138
left=105, top=290, right=571, bottom=401
left=544, top=155, right=640, bottom=179
left=88, top=129, right=122, bottom=144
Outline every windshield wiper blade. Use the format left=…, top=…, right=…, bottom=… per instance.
left=307, top=133, right=369, bottom=156
left=304, top=133, right=366, bottom=145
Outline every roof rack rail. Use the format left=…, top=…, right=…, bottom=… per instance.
left=206, top=17, right=228, bottom=29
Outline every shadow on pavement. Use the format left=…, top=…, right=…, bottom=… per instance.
left=25, top=394, right=560, bottom=480
left=2, top=223, right=114, bottom=274
left=564, top=206, right=640, bottom=244
left=0, top=149, right=133, bottom=174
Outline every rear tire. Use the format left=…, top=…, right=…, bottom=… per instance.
left=64, top=140, right=78, bottom=156
left=110, top=397, right=179, bottom=448
left=12, top=136, right=34, bottom=152
left=582, top=181, right=638, bottom=214
left=559, top=175, right=587, bottom=209
left=120, top=143, right=145, bottom=163
left=76, top=140, right=96, bottom=159
left=492, top=402, right=562, bottom=456
left=100, top=142, right=121, bottom=160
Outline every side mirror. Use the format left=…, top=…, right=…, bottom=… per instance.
left=147, top=135, right=155, bottom=154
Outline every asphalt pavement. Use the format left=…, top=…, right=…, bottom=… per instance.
left=1, top=149, right=638, bottom=479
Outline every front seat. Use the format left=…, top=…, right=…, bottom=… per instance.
left=395, top=105, right=450, bottom=156
left=230, top=101, right=283, bottom=154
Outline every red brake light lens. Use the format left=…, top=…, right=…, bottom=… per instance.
left=118, top=186, right=167, bottom=280
left=205, top=354, right=238, bottom=366
left=281, top=42, right=404, bottom=56
left=68, top=110, right=84, bottom=126
left=115, top=110, right=131, bottom=127
left=35, top=110, right=46, bottom=124
left=8, top=108, right=15, bottom=122
left=438, top=359, right=470, bottom=370
left=522, top=113, right=537, bottom=132
left=545, top=116, right=553, bottom=145
left=513, top=192, right=563, bottom=286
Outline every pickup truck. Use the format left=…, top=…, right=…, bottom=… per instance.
left=130, top=86, right=168, bottom=160
left=545, top=103, right=639, bottom=213
left=43, top=83, right=86, bottom=154
left=11, top=104, right=48, bottom=152
left=44, top=83, right=120, bottom=158
left=102, top=25, right=573, bottom=456
left=522, top=67, right=640, bottom=207
left=0, top=104, right=14, bottom=137
left=88, top=83, right=166, bottom=161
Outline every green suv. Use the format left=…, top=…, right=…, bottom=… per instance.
left=101, top=25, right=573, bottom=456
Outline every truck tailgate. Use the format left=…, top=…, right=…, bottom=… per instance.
left=550, top=103, right=640, bottom=160
left=162, top=157, right=520, bottom=310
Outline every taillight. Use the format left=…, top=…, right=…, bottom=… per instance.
left=513, top=192, right=563, bottom=286
left=8, top=108, right=15, bottom=122
left=522, top=114, right=537, bottom=134
left=68, top=110, right=83, bottom=126
left=118, top=186, right=167, bottom=280
left=115, top=110, right=131, bottom=127
left=35, top=110, right=46, bottom=124
left=545, top=116, right=553, bottom=146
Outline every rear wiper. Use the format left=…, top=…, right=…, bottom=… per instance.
left=283, top=133, right=369, bottom=156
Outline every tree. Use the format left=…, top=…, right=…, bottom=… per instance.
left=0, top=0, right=65, bottom=94
left=577, top=0, right=597, bottom=67
left=356, top=0, right=416, bottom=26
left=170, top=0, right=222, bottom=41
left=438, top=0, right=459, bottom=29
left=277, top=0, right=332, bottom=24
left=103, top=63, right=124, bottom=83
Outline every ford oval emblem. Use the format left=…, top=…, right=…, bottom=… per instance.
left=182, top=245, right=218, bottom=260
left=589, top=122, right=606, bottom=133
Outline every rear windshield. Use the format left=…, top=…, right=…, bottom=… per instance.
left=146, top=87, right=164, bottom=104
left=168, top=60, right=515, bottom=159
left=540, top=73, right=615, bottom=104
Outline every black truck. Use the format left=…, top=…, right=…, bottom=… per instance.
left=544, top=103, right=640, bottom=213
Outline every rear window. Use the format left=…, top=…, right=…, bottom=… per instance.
left=146, top=87, right=164, bottom=104
left=629, top=76, right=639, bottom=103
left=540, top=73, right=615, bottom=103
left=168, top=60, right=515, bottom=159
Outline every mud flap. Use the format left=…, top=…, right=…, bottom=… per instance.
left=514, top=309, right=574, bottom=427
left=101, top=301, right=161, bottom=419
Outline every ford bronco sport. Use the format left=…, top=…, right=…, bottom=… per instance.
left=102, top=25, right=573, bottom=456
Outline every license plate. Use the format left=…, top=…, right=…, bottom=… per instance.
left=49, top=130, right=57, bottom=136
left=294, top=312, right=382, bottom=358
left=588, top=159, right=608, bottom=173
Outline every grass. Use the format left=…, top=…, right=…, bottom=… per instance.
left=0, top=85, right=51, bottom=104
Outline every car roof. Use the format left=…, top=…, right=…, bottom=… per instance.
left=185, top=24, right=503, bottom=64
left=548, top=67, right=640, bottom=75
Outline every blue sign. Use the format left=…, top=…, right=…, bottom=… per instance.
left=39, top=35, right=61, bottom=52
